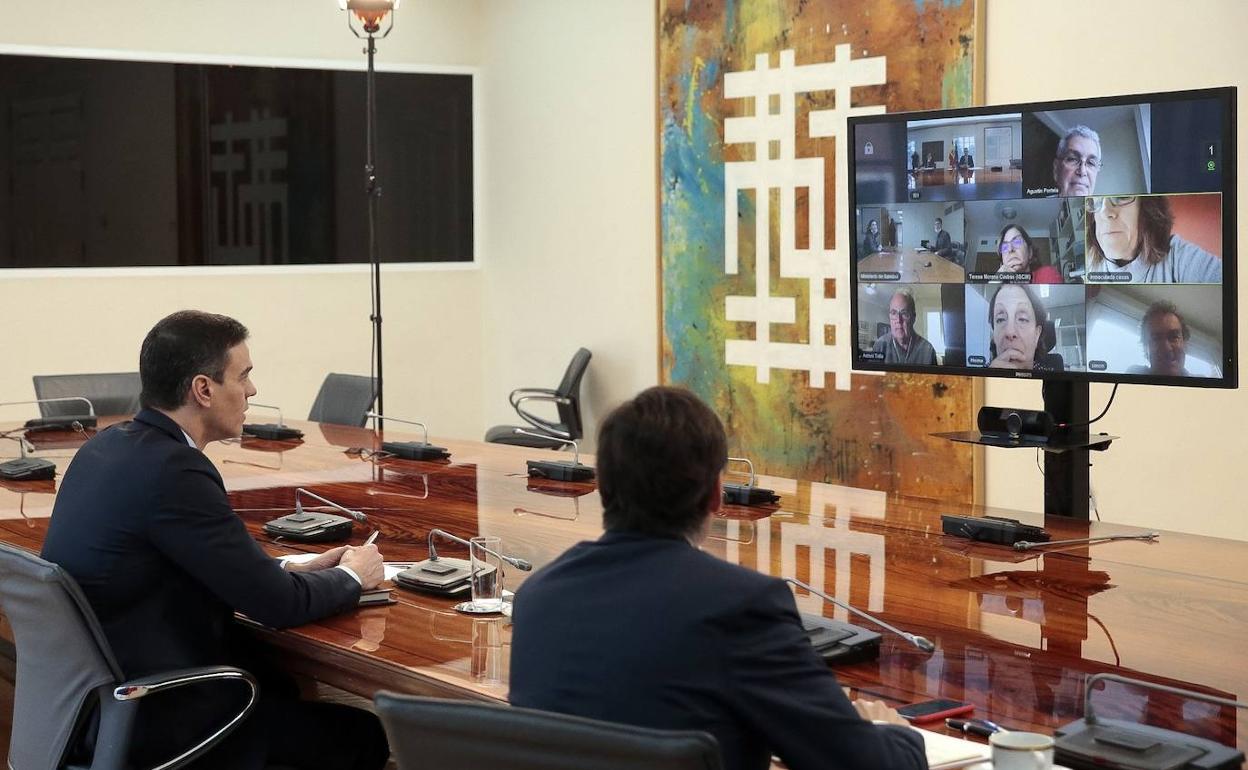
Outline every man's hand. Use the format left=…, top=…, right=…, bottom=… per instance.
left=284, top=545, right=349, bottom=573
left=340, top=543, right=385, bottom=590
left=853, top=699, right=910, bottom=726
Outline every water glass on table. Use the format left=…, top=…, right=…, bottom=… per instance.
left=469, top=536, right=505, bottom=612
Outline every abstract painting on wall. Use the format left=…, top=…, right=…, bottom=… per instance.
left=659, top=0, right=984, bottom=501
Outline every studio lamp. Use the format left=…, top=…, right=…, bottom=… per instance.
left=339, top=0, right=399, bottom=35
left=337, top=0, right=399, bottom=420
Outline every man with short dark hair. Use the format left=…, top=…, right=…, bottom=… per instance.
left=932, top=217, right=953, bottom=258
left=1127, top=301, right=1193, bottom=376
left=42, top=310, right=388, bottom=770
left=509, top=386, right=926, bottom=770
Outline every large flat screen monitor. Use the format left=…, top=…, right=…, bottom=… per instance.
left=848, top=88, right=1236, bottom=388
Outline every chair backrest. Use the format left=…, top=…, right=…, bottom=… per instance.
left=374, top=693, right=722, bottom=770
left=553, top=348, right=592, bottom=440
left=307, top=373, right=376, bottom=427
left=0, top=543, right=125, bottom=770
left=32, top=373, right=141, bottom=418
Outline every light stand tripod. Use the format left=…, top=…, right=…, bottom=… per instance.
left=340, top=0, right=399, bottom=422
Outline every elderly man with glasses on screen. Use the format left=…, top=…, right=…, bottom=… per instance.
left=872, top=289, right=938, bottom=365
left=1053, top=125, right=1102, bottom=196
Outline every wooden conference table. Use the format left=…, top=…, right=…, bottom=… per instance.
left=858, top=249, right=966, bottom=283
left=0, top=417, right=1244, bottom=756
left=912, top=167, right=1023, bottom=187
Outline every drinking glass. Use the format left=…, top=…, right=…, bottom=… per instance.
left=469, top=536, right=504, bottom=612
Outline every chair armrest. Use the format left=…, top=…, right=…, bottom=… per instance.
left=515, top=404, right=572, bottom=440
left=114, top=665, right=256, bottom=700
left=113, top=666, right=258, bottom=770
left=514, top=393, right=572, bottom=409
left=508, top=387, right=558, bottom=408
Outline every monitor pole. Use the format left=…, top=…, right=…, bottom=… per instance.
left=1042, top=380, right=1090, bottom=519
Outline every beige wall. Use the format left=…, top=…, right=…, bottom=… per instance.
left=0, top=0, right=486, bottom=439
left=478, top=0, right=658, bottom=449
left=982, top=0, right=1248, bottom=540
left=0, top=269, right=482, bottom=434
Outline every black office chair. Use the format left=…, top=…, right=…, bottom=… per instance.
left=307, top=373, right=376, bottom=427
left=484, top=348, right=591, bottom=450
left=32, top=373, right=141, bottom=418
left=374, top=693, right=722, bottom=770
left=0, top=543, right=257, bottom=770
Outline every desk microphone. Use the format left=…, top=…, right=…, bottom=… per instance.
left=428, top=528, right=533, bottom=571
left=1013, top=531, right=1159, bottom=551
left=722, top=456, right=779, bottom=506
left=0, top=397, right=98, bottom=432
left=515, top=429, right=594, bottom=482
left=1055, top=673, right=1247, bottom=769
left=262, top=488, right=365, bottom=542
left=0, top=433, right=55, bottom=481
left=392, top=528, right=532, bottom=597
left=365, top=411, right=450, bottom=461
left=784, top=577, right=936, bottom=653
left=294, top=488, right=368, bottom=523
left=243, top=403, right=304, bottom=441
left=0, top=397, right=98, bottom=481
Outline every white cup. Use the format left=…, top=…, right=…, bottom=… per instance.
left=990, top=731, right=1055, bottom=770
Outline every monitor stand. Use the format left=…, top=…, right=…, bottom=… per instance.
left=933, top=380, right=1114, bottom=521
left=1042, top=380, right=1089, bottom=519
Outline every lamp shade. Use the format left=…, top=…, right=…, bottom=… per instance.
left=339, top=0, right=399, bottom=33
left=338, top=0, right=399, bottom=9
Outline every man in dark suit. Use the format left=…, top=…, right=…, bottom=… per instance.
left=933, top=217, right=954, bottom=258
left=42, top=310, right=388, bottom=770
left=509, top=387, right=926, bottom=770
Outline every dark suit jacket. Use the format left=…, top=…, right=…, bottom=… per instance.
left=933, top=228, right=953, bottom=258
left=509, top=530, right=926, bottom=770
left=42, top=408, right=361, bottom=762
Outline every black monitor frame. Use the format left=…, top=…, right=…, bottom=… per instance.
left=847, top=87, right=1237, bottom=390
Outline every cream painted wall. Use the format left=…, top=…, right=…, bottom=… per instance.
left=0, top=0, right=486, bottom=439
left=0, top=270, right=482, bottom=434
left=983, top=0, right=1248, bottom=540
left=478, top=0, right=658, bottom=449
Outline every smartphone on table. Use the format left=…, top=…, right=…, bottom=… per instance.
left=895, top=698, right=974, bottom=724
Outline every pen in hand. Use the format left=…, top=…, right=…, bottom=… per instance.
left=363, top=530, right=379, bottom=547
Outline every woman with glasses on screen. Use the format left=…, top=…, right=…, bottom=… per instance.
left=1086, top=195, right=1222, bottom=283
left=987, top=284, right=1064, bottom=371
left=996, top=225, right=1063, bottom=283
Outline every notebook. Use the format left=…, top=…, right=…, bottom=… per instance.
left=915, top=727, right=992, bottom=770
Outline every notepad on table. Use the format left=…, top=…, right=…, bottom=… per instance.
left=916, top=726, right=992, bottom=770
